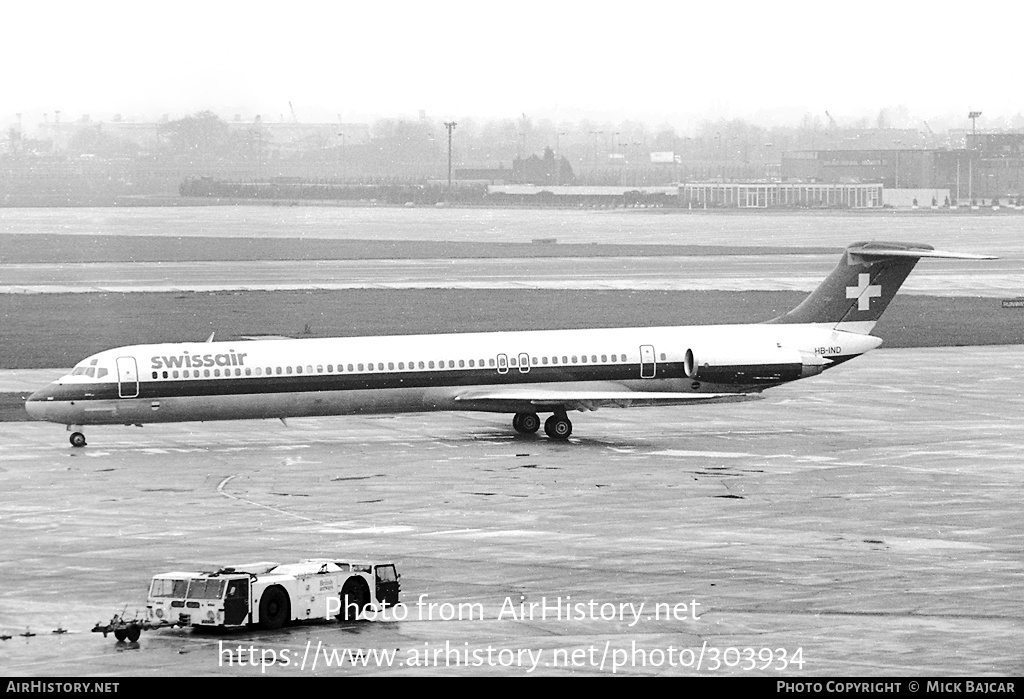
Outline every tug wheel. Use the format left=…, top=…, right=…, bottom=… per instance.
left=339, top=578, right=370, bottom=622
left=258, top=586, right=290, bottom=630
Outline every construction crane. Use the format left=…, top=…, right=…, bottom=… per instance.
left=825, top=111, right=838, bottom=129
left=289, top=101, right=298, bottom=123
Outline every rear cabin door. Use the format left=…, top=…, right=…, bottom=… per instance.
left=223, top=578, right=249, bottom=626
left=116, top=356, right=140, bottom=398
left=374, top=565, right=400, bottom=607
left=518, top=353, right=530, bottom=374
left=639, top=345, right=656, bottom=379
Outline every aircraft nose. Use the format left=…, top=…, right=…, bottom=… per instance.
left=25, top=385, right=56, bottom=421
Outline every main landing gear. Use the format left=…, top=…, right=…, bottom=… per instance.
left=512, top=412, right=541, bottom=434
left=512, top=412, right=572, bottom=440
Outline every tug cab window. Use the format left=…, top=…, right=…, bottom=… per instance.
left=185, top=578, right=226, bottom=600
left=150, top=578, right=188, bottom=598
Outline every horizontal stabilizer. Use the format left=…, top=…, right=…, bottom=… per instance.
left=846, top=242, right=997, bottom=262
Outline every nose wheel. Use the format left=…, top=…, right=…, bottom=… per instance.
left=69, top=432, right=87, bottom=448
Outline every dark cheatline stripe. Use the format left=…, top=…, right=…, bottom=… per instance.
left=36, top=363, right=690, bottom=402
left=820, top=354, right=861, bottom=369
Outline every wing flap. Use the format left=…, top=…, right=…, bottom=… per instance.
left=453, top=387, right=759, bottom=412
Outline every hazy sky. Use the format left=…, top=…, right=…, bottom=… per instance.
left=3, top=0, right=1020, bottom=129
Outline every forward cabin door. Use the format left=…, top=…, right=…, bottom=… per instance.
left=223, top=578, right=249, bottom=626
left=639, top=345, right=656, bottom=379
left=116, top=356, right=140, bottom=398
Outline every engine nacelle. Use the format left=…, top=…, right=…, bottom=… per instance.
left=683, top=345, right=825, bottom=385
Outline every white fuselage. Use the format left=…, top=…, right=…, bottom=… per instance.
left=26, top=322, right=881, bottom=428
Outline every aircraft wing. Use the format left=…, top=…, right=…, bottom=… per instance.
left=452, top=387, right=760, bottom=412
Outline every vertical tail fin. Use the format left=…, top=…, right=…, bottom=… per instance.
left=768, top=241, right=996, bottom=334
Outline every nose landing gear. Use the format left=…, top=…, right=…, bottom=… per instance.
left=69, top=431, right=87, bottom=448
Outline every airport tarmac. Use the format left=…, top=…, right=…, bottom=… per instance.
left=1, top=255, right=1018, bottom=296
left=2, top=206, right=1022, bottom=257
left=1, top=346, right=1021, bottom=676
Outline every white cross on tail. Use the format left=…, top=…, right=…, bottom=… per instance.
left=846, top=273, right=882, bottom=311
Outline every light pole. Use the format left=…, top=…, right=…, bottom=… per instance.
left=968, top=110, right=981, bottom=204
left=337, top=132, right=346, bottom=181
left=444, top=121, right=457, bottom=191
left=555, top=132, right=568, bottom=184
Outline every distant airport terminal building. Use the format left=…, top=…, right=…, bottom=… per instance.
left=679, top=182, right=882, bottom=209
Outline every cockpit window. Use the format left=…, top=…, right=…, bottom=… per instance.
left=70, top=359, right=108, bottom=379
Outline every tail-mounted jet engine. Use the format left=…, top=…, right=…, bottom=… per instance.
left=684, top=345, right=825, bottom=385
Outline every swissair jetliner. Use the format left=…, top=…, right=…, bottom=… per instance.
left=26, top=241, right=993, bottom=446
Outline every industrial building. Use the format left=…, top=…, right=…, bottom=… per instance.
left=781, top=133, right=1024, bottom=204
